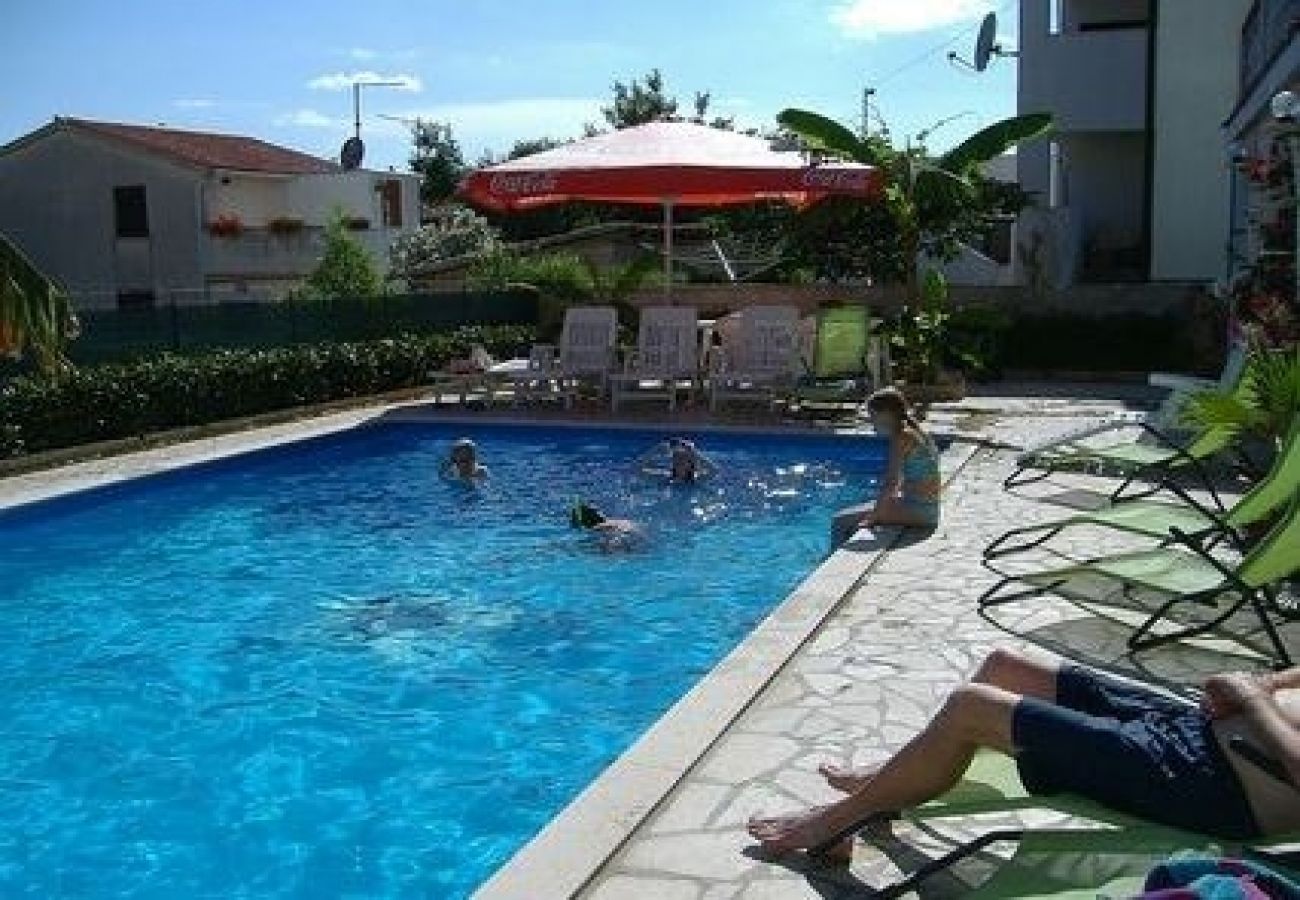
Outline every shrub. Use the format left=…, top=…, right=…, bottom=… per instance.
left=0, top=325, right=534, bottom=458
left=389, top=206, right=502, bottom=278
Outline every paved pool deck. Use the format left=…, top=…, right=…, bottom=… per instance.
left=2, top=386, right=1292, bottom=900
left=481, top=393, right=1298, bottom=899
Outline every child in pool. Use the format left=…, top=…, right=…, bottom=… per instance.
left=442, top=438, right=489, bottom=482
left=570, top=501, right=643, bottom=551
left=831, top=388, right=940, bottom=546
left=637, top=438, right=716, bottom=484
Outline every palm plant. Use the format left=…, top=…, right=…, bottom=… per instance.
left=776, top=108, right=1052, bottom=299
left=1185, top=344, right=1300, bottom=451
left=1, top=232, right=78, bottom=374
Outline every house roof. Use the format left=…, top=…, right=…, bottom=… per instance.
left=5, top=117, right=342, bottom=175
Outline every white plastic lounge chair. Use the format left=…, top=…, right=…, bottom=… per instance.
left=609, top=306, right=699, bottom=412
left=556, top=306, right=617, bottom=409
left=492, top=343, right=559, bottom=405
left=709, top=305, right=800, bottom=412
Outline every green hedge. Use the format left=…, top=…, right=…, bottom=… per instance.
left=997, top=313, right=1201, bottom=375
left=0, top=326, right=534, bottom=458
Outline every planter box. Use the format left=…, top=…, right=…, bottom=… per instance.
left=896, top=370, right=967, bottom=403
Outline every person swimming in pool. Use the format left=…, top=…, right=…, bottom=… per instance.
left=638, top=438, right=717, bottom=484
left=830, top=388, right=940, bottom=547
left=442, top=438, right=489, bottom=482
left=570, top=501, right=644, bottom=551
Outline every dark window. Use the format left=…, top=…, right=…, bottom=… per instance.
left=380, top=179, right=403, bottom=228
left=116, top=290, right=155, bottom=311
left=113, top=186, right=149, bottom=238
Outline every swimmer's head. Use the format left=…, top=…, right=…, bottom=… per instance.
left=570, top=502, right=606, bottom=529
left=669, top=439, right=697, bottom=482
left=449, top=438, right=477, bottom=470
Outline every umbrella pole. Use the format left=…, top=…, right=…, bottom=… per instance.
left=662, top=199, right=674, bottom=302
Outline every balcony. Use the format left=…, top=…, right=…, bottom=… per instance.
left=201, top=225, right=396, bottom=280
left=1020, top=27, right=1148, bottom=132
left=1241, top=0, right=1300, bottom=96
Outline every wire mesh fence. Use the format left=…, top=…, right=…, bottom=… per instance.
left=55, top=290, right=539, bottom=367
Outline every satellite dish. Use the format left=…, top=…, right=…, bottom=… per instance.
left=340, top=136, right=364, bottom=171
left=974, top=13, right=998, bottom=72
left=948, top=12, right=1016, bottom=72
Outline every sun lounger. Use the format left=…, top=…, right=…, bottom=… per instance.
left=492, top=344, right=560, bottom=405
left=789, top=306, right=878, bottom=410
left=609, top=306, right=699, bottom=411
left=708, top=305, right=800, bottom=412
left=555, top=306, right=618, bottom=409
left=809, top=750, right=1299, bottom=899
left=985, top=415, right=1300, bottom=562
left=979, top=492, right=1300, bottom=666
left=1010, top=337, right=1250, bottom=479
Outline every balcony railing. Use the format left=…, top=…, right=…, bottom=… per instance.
left=202, top=225, right=395, bottom=278
left=1241, top=0, right=1300, bottom=97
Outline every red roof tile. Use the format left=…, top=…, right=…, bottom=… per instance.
left=60, top=118, right=341, bottom=175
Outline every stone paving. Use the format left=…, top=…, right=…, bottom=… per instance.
left=578, top=409, right=1298, bottom=900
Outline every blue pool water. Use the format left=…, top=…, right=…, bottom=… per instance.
left=0, top=423, right=886, bottom=898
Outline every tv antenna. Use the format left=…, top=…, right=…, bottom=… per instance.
left=339, top=79, right=406, bottom=170
left=948, top=13, right=1017, bottom=72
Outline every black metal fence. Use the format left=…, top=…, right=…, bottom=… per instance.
left=58, top=290, right=538, bottom=366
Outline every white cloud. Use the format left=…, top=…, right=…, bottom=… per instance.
left=307, top=71, right=423, bottom=92
left=173, top=98, right=215, bottom=109
left=274, top=108, right=349, bottom=129
left=398, top=97, right=598, bottom=140
left=830, top=0, right=992, bottom=37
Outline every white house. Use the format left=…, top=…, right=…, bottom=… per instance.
left=1017, top=0, right=1252, bottom=286
left=0, top=117, right=421, bottom=309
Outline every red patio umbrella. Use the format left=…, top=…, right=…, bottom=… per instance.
left=458, top=121, right=881, bottom=291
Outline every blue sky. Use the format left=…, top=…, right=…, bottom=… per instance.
left=3, top=0, right=1019, bottom=171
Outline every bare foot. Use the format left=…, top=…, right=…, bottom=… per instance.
left=818, top=761, right=882, bottom=794
left=746, top=804, right=854, bottom=855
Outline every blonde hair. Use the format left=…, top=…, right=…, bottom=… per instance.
left=866, top=387, right=921, bottom=430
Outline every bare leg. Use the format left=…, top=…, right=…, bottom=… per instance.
left=864, top=495, right=936, bottom=528
left=750, top=682, right=1019, bottom=852
left=820, top=650, right=1060, bottom=793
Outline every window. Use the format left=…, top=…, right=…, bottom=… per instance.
left=113, top=185, right=149, bottom=238
left=379, top=179, right=403, bottom=228
left=116, top=290, right=155, bottom=311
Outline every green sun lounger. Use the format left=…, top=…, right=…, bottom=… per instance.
left=1003, top=422, right=1238, bottom=503
left=980, top=492, right=1300, bottom=666
left=811, top=750, right=1299, bottom=899
left=985, top=415, right=1300, bottom=562
left=790, top=306, right=874, bottom=408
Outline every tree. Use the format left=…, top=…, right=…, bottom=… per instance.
left=776, top=108, right=1052, bottom=295
left=409, top=119, right=466, bottom=207
left=601, top=68, right=678, bottom=129
left=307, top=213, right=383, bottom=304
left=1, top=232, right=78, bottom=373
left=388, top=206, right=502, bottom=279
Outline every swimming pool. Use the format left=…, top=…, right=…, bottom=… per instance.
left=0, top=422, right=886, bottom=897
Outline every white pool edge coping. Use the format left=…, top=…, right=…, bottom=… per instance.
left=0, top=403, right=978, bottom=899
left=473, top=440, right=979, bottom=900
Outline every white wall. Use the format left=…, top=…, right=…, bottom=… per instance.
left=0, top=129, right=204, bottom=308
left=1149, top=0, right=1253, bottom=281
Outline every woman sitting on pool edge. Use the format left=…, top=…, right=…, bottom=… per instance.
left=441, top=438, right=489, bottom=483
left=830, top=388, right=940, bottom=548
left=570, top=501, right=643, bottom=551
left=637, top=438, right=716, bottom=484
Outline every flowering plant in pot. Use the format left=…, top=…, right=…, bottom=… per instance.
left=267, top=216, right=305, bottom=235
left=207, top=214, right=243, bottom=238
